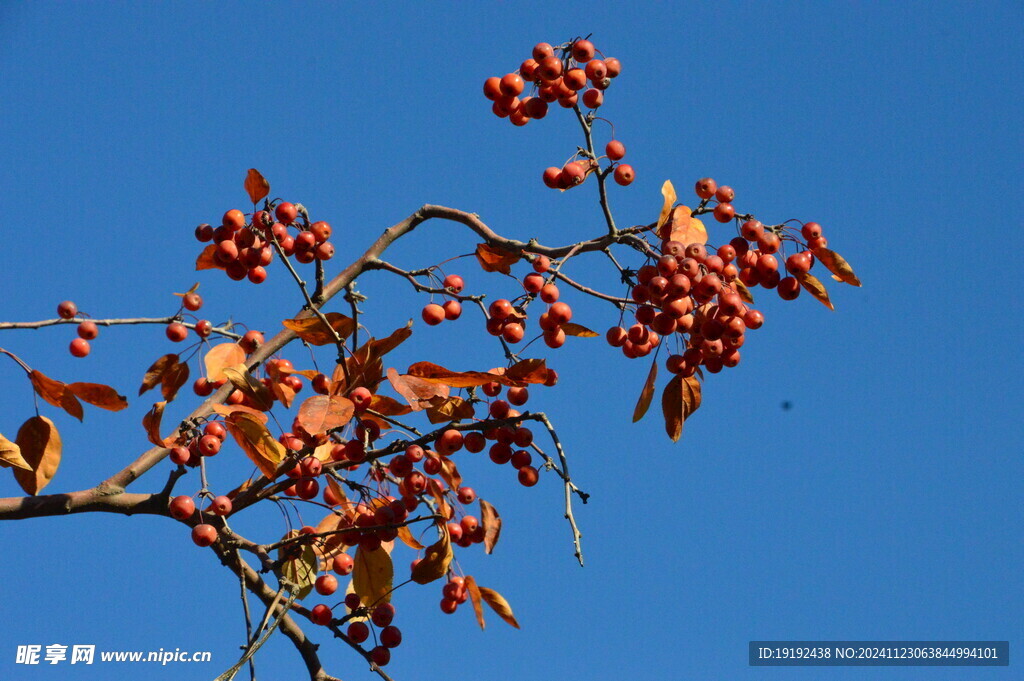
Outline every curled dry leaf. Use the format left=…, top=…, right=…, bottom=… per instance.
left=633, top=358, right=658, bottom=423
left=326, top=477, right=356, bottom=522
left=282, top=313, right=355, bottom=346
left=478, top=587, right=520, bottom=629
left=410, top=524, right=453, bottom=585
left=222, top=364, right=274, bottom=411
left=139, top=354, right=178, bottom=395
left=396, top=526, right=426, bottom=551
left=12, top=416, right=62, bottom=495
left=658, top=179, right=677, bottom=230
left=427, top=478, right=452, bottom=524
left=505, top=358, right=550, bottom=384
left=296, top=394, right=355, bottom=435
left=224, top=412, right=286, bottom=478
left=211, top=403, right=269, bottom=424
left=425, top=396, right=475, bottom=424
left=813, top=248, right=861, bottom=287
left=465, top=575, right=485, bottom=629
left=475, top=242, right=521, bottom=274
left=204, top=343, right=245, bottom=383
left=160, top=360, right=190, bottom=402
left=68, top=382, right=128, bottom=411
left=731, top=279, right=755, bottom=304
left=244, top=168, right=270, bottom=204
left=795, top=272, right=835, bottom=310
left=438, top=457, right=463, bottom=491
left=277, top=532, right=317, bottom=600
left=352, top=545, right=394, bottom=606
left=479, top=499, right=502, bottom=554
left=0, top=433, right=32, bottom=470
left=29, top=370, right=82, bottom=421
left=142, top=401, right=171, bottom=448
left=560, top=322, right=599, bottom=338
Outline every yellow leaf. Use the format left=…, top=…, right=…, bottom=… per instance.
left=277, top=532, right=317, bottom=600
left=658, top=180, right=677, bottom=229
left=478, top=587, right=520, bottom=629
left=204, top=343, right=245, bottom=383
left=561, top=322, right=599, bottom=338
left=223, top=364, right=274, bottom=411
left=480, top=499, right=502, bottom=554
left=397, top=526, right=425, bottom=550
left=0, top=433, right=31, bottom=470
left=224, top=413, right=285, bottom=478
left=352, top=545, right=394, bottom=606
left=795, top=272, right=835, bottom=310
left=813, top=248, right=861, bottom=287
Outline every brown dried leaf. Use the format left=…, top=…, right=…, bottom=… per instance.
left=277, top=532, right=317, bottom=600
left=661, top=375, right=685, bottom=442
left=685, top=375, right=702, bottom=416
left=352, top=545, right=394, bottom=605
left=480, top=499, right=502, bottom=554
left=813, top=248, right=861, bottom=287
left=368, top=394, right=413, bottom=417
left=407, top=362, right=519, bottom=388
left=478, top=587, right=520, bottom=629
left=139, top=354, right=178, bottom=395
left=397, top=526, right=426, bottom=551
left=658, top=179, right=677, bottom=229
left=282, top=313, right=355, bottom=346
left=475, top=242, right=521, bottom=275
left=142, top=401, right=171, bottom=448
left=313, top=513, right=348, bottom=567
left=29, top=370, right=83, bottom=421
left=795, top=272, right=835, bottom=310
left=195, top=243, right=224, bottom=271
left=633, top=359, right=658, bottom=423
left=222, top=364, right=274, bottom=411
left=211, top=403, right=269, bottom=424
left=325, top=477, right=357, bottom=522
left=439, top=457, right=463, bottom=491
left=297, top=395, right=355, bottom=435
left=160, top=360, right=190, bottom=402
left=427, top=478, right=452, bottom=521
left=204, top=343, right=245, bottom=382
left=368, top=323, right=413, bottom=359
left=0, top=433, right=31, bottom=470
left=387, top=368, right=449, bottom=410
left=12, top=416, right=62, bottom=495
left=224, top=412, right=286, bottom=478
left=504, top=358, right=550, bottom=384
left=244, top=168, right=270, bottom=204
left=67, top=382, right=128, bottom=412
left=732, top=279, right=755, bottom=304
left=561, top=322, right=599, bottom=338
left=410, top=524, right=453, bottom=584
left=465, top=575, right=485, bottom=630
left=425, top=396, right=475, bottom=424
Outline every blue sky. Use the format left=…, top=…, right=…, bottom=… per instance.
left=0, top=2, right=1021, bottom=680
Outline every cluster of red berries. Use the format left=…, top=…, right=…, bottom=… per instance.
left=605, top=178, right=827, bottom=374
left=315, top=598, right=400, bottom=667
left=194, top=202, right=336, bottom=283
left=421, top=274, right=464, bottom=326
left=56, top=300, right=99, bottom=358
left=475, top=384, right=542, bottom=487
left=483, top=39, right=633, bottom=190
left=481, top=256, right=576, bottom=348
left=484, top=39, right=621, bottom=124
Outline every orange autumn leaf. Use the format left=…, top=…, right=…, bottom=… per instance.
left=795, top=272, right=835, bottom=310
left=632, top=358, right=658, bottom=422
left=657, top=179, right=677, bottom=230
left=204, top=342, right=245, bottom=383
left=478, top=587, right=520, bottom=629
left=410, top=524, right=453, bottom=585
left=475, top=243, right=520, bottom=274
left=67, top=382, right=127, bottom=412
left=296, top=394, right=355, bottom=435
left=480, top=499, right=502, bottom=554
left=244, top=168, right=270, bottom=204
left=12, top=416, right=62, bottom=495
